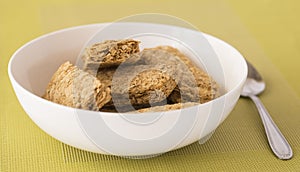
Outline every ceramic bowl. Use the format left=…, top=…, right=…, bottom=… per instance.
left=8, top=23, right=247, bottom=156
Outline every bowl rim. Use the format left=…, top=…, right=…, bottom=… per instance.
left=8, top=22, right=248, bottom=116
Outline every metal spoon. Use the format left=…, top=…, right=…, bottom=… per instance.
left=241, top=60, right=293, bottom=160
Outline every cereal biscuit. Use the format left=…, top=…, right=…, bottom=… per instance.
left=82, top=39, right=140, bottom=74
left=95, top=64, right=178, bottom=107
left=135, top=102, right=199, bottom=113
left=168, top=69, right=220, bottom=103
left=43, top=61, right=111, bottom=111
left=144, top=46, right=220, bottom=103
left=109, top=64, right=178, bottom=107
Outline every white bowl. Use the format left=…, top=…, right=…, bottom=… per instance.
left=8, top=23, right=247, bottom=156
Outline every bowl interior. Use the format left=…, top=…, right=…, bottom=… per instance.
left=9, top=23, right=247, bottom=100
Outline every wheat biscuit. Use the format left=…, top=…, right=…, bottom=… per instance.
left=168, top=68, right=219, bottom=103
left=135, top=102, right=199, bottom=113
left=107, top=64, right=178, bottom=107
left=43, top=61, right=111, bottom=111
left=144, top=46, right=220, bottom=103
left=82, top=39, right=140, bottom=74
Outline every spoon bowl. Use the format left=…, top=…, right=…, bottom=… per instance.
left=241, top=61, right=265, bottom=97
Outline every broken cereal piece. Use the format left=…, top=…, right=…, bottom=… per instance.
left=82, top=39, right=140, bottom=74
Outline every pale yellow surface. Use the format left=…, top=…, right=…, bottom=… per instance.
left=1, top=0, right=300, bottom=171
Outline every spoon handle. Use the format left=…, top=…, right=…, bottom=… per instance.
left=249, top=95, right=293, bottom=160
